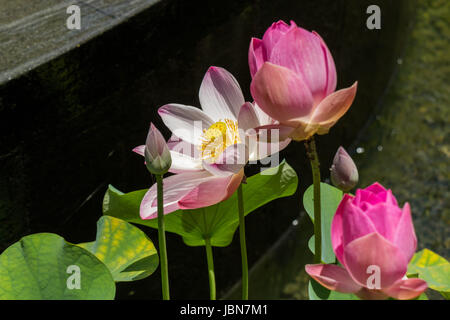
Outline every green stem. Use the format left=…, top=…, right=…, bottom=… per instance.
left=205, top=238, right=216, bottom=300
left=304, top=136, right=322, bottom=263
left=237, top=183, right=249, bottom=300
left=156, top=174, right=170, bottom=300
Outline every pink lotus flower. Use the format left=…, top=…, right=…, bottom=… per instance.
left=143, top=123, right=172, bottom=175
left=134, top=66, right=289, bottom=219
left=330, top=146, right=358, bottom=192
left=306, top=183, right=427, bottom=300
left=249, top=20, right=358, bottom=141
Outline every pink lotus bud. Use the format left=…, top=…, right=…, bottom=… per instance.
left=144, top=123, right=172, bottom=175
left=306, top=183, right=427, bottom=299
left=249, top=20, right=357, bottom=141
left=330, top=146, right=358, bottom=192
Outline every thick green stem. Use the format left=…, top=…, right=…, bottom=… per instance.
left=156, top=174, right=170, bottom=300
left=304, top=136, right=322, bottom=263
left=205, top=238, right=216, bottom=300
left=237, top=183, right=249, bottom=300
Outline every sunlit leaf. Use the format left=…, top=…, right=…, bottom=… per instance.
left=104, top=160, right=298, bottom=247
left=78, top=216, right=158, bottom=282
left=0, top=233, right=115, bottom=300
left=407, top=248, right=450, bottom=298
left=303, top=183, right=343, bottom=263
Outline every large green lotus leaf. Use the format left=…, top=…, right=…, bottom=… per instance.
left=78, top=216, right=159, bottom=282
left=303, top=182, right=343, bottom=263
left=407, top=248, right=450, bottom=297
left=104, top=161, right=298, bottom=247
left=0, top=233, right=115, bottom=300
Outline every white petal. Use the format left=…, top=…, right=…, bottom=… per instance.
left=253, top=102, right=275, bottom=126
left=140, top=170, right=228, bottom=219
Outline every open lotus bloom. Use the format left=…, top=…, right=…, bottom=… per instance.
left=249, top=20, right=358, bottom=141
left=133, top=66, right=290, bottom=219
left=306, top=183, right=428, bottom=300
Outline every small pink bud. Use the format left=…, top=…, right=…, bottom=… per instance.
left=144, top=123, right=172, bottom=175
left=330, top=146, right=358, bottom=192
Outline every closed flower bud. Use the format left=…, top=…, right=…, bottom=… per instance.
left=144, top=123, right=172, bottom=175
left=330, top=146, right=358, bottom=192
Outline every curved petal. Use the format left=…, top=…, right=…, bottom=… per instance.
left=250, top=62, right=314, bottom=122
left=364, top=181, right=388, bottom=195
left=238, top=102, right=261, bottom=132
left=312, top=31, right=337, bottom=97
left=384, top=189, right=399, bottom=207
left=339, top=196, right=378, bottom=260
left=305, top=264, right=361, bottom=293
left=158, top=104, right=214, bottom=146
left=364, top=202, right=403, bottom=243
left=261, top=20, right=292, bottom=57
left=354, top=183, right=399, bottom=211
left=202, top=143, right=248, bottom=177
left=250, top=123, right=295, bottom=143
left=249, top=38, right=266, bottom=78
left=140, top=171, right=217, bottom=219
left=246, top=134, right=259, bottom=162
left=362, top=182, right=396, bottom=205
left=178, top=170, right=244, bottom=209
left=382, top=278, right=427, bottom=300
left=393, top=203, right=417, bottom=262
left=310, top=82, right=358, bottom=130
left=247, top=122, right=294, bottom=159
left=252, top=138, right=291, bottom=161
left=355, top=288, right=389, bottom=300
left=253, top=102, right=275, bottom=126
left=343, top=232, right=408, bottom=289
left=167, top=135, right=201, bottom=160
left=238, top=102, right=276, bottom=161
left=354, top=187, right=386, bottom=208
left=287, top=121, right=318, bottom=141
left=269, top=27, right=328, bottom=104
left=199, top=66, right=245, bottom=121
left=169, top=150, right=203, bottom=173
left=244, top=120, right=292, bottom=161
left=132, top=145, right=145, bottom=157
left=331, top=194, right=354, bottom=265
left=360, top=183, right=399, bottom=207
